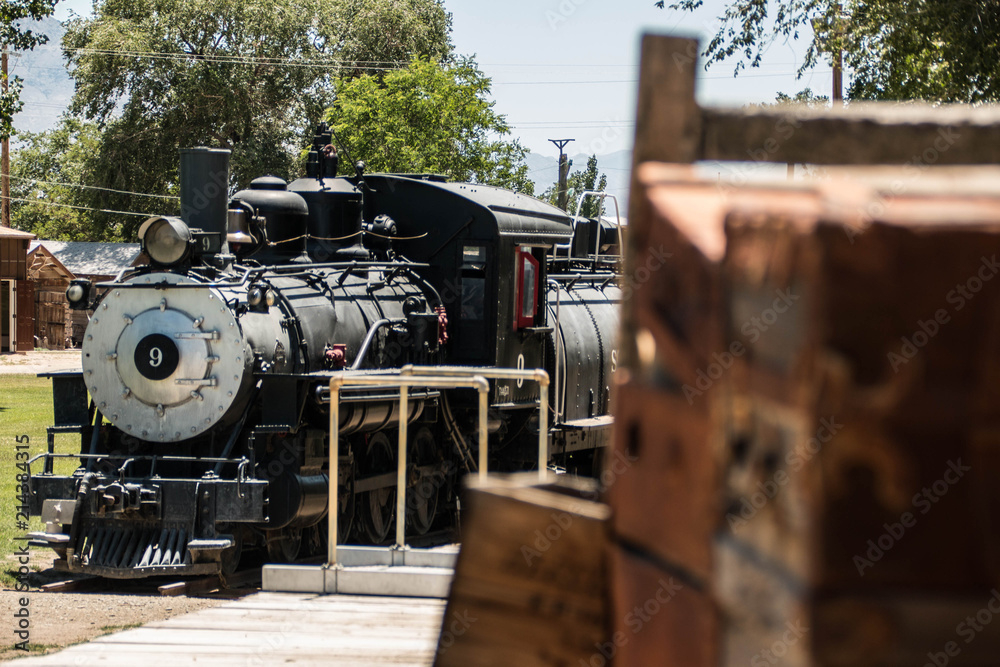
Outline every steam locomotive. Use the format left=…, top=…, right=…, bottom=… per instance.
left=27, top=126, right=622, bottom=578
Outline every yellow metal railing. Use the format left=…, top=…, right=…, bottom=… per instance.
left=325, top=366, right=549, bottom=567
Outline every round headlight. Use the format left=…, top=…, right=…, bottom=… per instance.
left=66, top=284, right=85, bottom=303
left=139, top=216, right=192, bottom=266
left=248, top=286, right=264, bottom=307
left=264, top=288, right=277, bottom=307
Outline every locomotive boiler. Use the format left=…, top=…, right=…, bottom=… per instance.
left=28, top=126, right=622, bottom=578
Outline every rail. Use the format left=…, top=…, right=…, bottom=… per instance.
left=573, top=190, right=624, bottom=262
left=325, top=366, right=550, bottom=568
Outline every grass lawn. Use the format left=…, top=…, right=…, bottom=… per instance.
left=0, top=375, right=71, bottom=585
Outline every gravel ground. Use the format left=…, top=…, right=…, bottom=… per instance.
left=0, top=350, right=83, bottom=376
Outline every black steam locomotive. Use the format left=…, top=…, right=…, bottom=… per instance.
left=28, top=126, right=622, bottom=578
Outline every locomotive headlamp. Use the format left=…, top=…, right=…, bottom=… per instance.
left=66, top=278, right=92, bottom=311
left=138, top=216, right=193, bottom=266
left=247, top=284, right=275, bottom=311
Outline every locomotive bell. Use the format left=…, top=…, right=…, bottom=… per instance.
left=226, top=203, right=255, bottom=245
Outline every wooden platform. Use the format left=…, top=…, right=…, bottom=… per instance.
left=11, top=592, right=446, bottom=666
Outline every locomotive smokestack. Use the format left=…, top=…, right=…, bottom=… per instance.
left=180, top=147, right=231, bottom=245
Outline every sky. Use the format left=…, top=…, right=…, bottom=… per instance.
left=51, top=0, right=834, bottom=159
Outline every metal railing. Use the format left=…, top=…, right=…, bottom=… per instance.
left=325, top=366, right=550, bottom=567
left=399, top=365, right=550, bottom=478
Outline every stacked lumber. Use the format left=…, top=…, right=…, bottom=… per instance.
left=434, top=473, right=610, bottom=667
left=611, top=164, right=1000, bottom=666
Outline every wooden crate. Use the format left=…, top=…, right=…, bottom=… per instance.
left=718, top=185, right=1000, bottom=591
left=614, top=168, right=1000, bottom=665
left=607, top=544, right=717, bottom=667
left=716, top=536, right=1000, bottom=666
left=623, top=165, right=726, bottom=391
left=435, top=474, right=610, bottom=667
left=610, top=32, right=1000, bottom=667
left=606, top=377, right=717, bottom=584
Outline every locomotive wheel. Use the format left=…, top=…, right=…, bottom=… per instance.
left=266, top=527, right=302, bottom=562
left=360, top=432, right=396, bottom=544
left=338, top=456, right=356, bottom=544
left=407, top=427, right=441, bottom=536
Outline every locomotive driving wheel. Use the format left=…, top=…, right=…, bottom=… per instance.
left=266, top=526, right=302, bottom=562
left=407, top=427, right=442, bottom=536
left=337, top=455, right=356, bottom=544
left=360, top=432, right=396, bottom=544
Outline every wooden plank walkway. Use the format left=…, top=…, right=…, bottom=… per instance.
left=10, top=592, right=446, bottom=666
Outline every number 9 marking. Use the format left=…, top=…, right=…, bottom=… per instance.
left=149, top=347, right=163, bottom=368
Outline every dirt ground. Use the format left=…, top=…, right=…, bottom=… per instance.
left=0, top=350, right=83, bottom=376
left=0, top=545, right=240, bottom=661
left=0, top=584, right=228, bottom=662
left=0, top=350, right=236, bottom=661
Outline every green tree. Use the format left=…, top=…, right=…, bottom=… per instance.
left=10, top=118, right=114, bottom=240
left=322, top=0, right=452, bottom=78
left=327, top=57, right=534, bottom=194
left=1, top=0, right=58, bottom=138
left=542, top=154, right=607, bottom=216
left=664, top=0, right=1000, bottom=103
left=774, top=88, right=829, bottom=107
left=57, top=0, right=452, bottom=241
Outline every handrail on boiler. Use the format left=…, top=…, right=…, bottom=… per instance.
left=325, top=366, right=550, bottom=568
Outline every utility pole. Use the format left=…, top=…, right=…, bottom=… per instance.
left=832, top=3, right=844, bottom=107
left=2, top=48, right=9, bottom=228
left=549, top=138, right=574, bottom=211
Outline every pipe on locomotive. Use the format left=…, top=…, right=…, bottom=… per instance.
left=350, top=318, right=405, bottom=371
left=326, top=373, right=490, bottom=567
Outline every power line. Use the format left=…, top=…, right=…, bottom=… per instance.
left=2, top=194, right=156, bottom=217
left=11, top=175, right=180, bottom=200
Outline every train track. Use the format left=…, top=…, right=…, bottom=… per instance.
left=37, top=528, right=458, bottom=598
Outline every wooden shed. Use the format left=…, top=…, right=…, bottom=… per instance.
left=38, top=241, right=145, bottom=346
left=27, top=242, right=74, bottom=350
left=0, top=226, right=36, bottom=353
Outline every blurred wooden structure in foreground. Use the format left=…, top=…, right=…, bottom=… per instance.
left=434, top=474, right=609, bottom=666
left=610, top=34, right=1000, bottom=667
